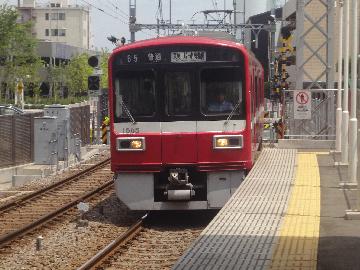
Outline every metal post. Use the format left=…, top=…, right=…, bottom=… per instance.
left=169, top=0, right=171, bottom=24
left=335, top=1, right=343, bottom=152
left=341, top=0, right=350, bottom=164
left=295, top=0, right=305, bottom=90
left=157, top=18, right=160, bottom=37
left=129, top=0, right=136, bottom=42
left=96, top=97, right=101, bottom=144
left=233, top=0, right=237, bottom=39
left=327, top=0, right=335, bottom=136
left=348, top=0, right=357, bottom=185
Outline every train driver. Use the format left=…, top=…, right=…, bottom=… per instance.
left=208, top=91, right=234, bottom=112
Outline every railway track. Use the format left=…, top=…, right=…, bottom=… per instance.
left=78, top=212, right=216, bottom=270
left=78, top=216, right=146, bottom=270
left=0, top=158, right=112, bottom=249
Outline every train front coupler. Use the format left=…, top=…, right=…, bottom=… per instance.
left=164, top=168, right=195, bottom=201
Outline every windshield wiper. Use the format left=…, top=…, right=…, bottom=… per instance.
left=224, top=102, right=240, bottom=126
left=121, top=100, right=136, bottom=124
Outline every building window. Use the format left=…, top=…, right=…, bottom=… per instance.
left=45, top=29, right=49, bottom=36
left=49, top=13, right=66, bottom=20
left=58, top=29, right=66, bottom=36
left=58, top=13, right=65, bottom=20
left=45, top=13, right=49, bottom=20
left=50, top=13, right=58, bottom=20
left=50, top=29, right=66, bottom=36
left=51, top=29, right=58, bottom=36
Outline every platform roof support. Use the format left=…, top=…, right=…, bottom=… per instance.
left=295, top=0, right=335, bottom=90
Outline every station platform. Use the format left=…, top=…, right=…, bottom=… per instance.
left=174, top=148, right=360, bottom=270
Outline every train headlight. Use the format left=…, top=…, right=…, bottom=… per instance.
left=216, top=138, right=229, bottom=147
left=213, top=135, right=243, bottom=149
left=130, top=140, right=142, bottom=149
left=117, top=137, right=146, bottom=151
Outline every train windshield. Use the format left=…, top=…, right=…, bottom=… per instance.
left=114, top=70, right=156, bottom=120
left=200, top=67, right=243, bottom=116
left=165, top=71, right=192, bottom=116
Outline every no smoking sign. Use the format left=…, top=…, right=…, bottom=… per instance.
left=294, top=90, right=311, bottom=119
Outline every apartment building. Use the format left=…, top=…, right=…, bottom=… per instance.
left=18, top=0, right=90, bottom=50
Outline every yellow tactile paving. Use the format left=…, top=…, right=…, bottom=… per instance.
left=270, top=152, right=321, bottom=270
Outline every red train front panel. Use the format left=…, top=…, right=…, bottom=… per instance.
left=108, top=36, right=264, bottom=210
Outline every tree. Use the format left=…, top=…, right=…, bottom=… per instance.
left=100, top=49, right=109, bottom=89
left=0, top=4, right=42, bottom=102
left=64, top=53, right=93, bottom=96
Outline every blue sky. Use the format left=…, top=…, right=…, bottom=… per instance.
left=2, top=0, right=238, bottom=49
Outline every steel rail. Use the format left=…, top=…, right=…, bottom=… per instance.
left=0, top=158, right=110, bottom=214
left=77, top=215, right=147, bottom=270
left=0, top=180, right=114, bottom=249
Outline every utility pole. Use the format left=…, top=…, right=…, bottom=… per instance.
left=129, top=0, right=136, bottom=42
left=345, top=0, right=360, bottom=220
left=169, top=0, right=172, bottom=24
left=233, top=1, right=237, bottom=40
left=341, top=0, right=350, bottom=165
left=348, top=0, right=358, bottom=185
left=335, top=1, right=343, bottom=152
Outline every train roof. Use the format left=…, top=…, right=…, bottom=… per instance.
left=112, top=36, right=245, bottom=55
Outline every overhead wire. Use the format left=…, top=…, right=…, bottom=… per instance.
left=78, top=0, right=157, bottom=37
left=105, top=0, right=129, bottom=17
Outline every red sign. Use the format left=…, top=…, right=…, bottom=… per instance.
left=296, top=91, right=309, bottom=104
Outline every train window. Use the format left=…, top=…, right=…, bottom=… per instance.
left=114, top=70, right=156, bottom=121
left=165, top=71, right=192, bottom=116
left=200, top=67, right=243, bottom=116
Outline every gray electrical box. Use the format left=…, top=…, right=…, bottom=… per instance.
left=44, top=105, right=71, bottom=161
left=34, top=117, right=58, bottom=165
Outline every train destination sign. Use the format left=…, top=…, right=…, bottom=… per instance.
left=115, top=47, right=240, bottom=66
left=170, top=51, right=206, bottom=63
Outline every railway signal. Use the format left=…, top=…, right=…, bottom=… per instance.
left=88, top=55, right=102, bottom=92
left=88, top=75, right=100, bottom=91
left=88, top=55, right=100, bottom=68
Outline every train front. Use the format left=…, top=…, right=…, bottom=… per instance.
left=109, top=37, right=252, bottom=210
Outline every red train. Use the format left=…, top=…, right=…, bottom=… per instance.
left=108, top=36, right=264, bottom=210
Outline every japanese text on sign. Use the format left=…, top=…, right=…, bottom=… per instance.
left=170, top=51, right=206, bottom=63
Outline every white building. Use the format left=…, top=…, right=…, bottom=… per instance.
left=18, top=0, right=90, bottom=50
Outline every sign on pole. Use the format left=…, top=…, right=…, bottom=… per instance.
left=16, top=81, right=24, bottom=93
left=294, top=90, right=311, bottom=119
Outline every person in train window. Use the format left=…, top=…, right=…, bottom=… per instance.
left=208, top=91, right=234, bottom=112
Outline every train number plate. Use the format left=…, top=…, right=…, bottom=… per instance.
left=171, top=51, right=206, bottom=63
left=122, top=128, right=140, bottom=134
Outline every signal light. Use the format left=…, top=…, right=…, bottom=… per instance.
left=88, top=55, right=100, bottom=68
left=88, top=75, right=100, bottom=90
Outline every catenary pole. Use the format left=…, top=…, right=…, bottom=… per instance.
left=335, top=0, right=343, bottom=152
left=348, top=0, right=358, bottom=185
left=341, top=0, right=350, bottom=164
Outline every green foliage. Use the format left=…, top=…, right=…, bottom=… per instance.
left=24, top=96, right=87, bottom=108
left=0, top=4, right=42, bottom=101
left=100, top=49, right=109, bottom=89
left=0, top=5, right=110, bottom=105
left=64, top=53, right=93, bottom=96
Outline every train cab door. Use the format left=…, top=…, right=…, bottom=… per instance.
left=160, top=67, right=198, bottom=164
